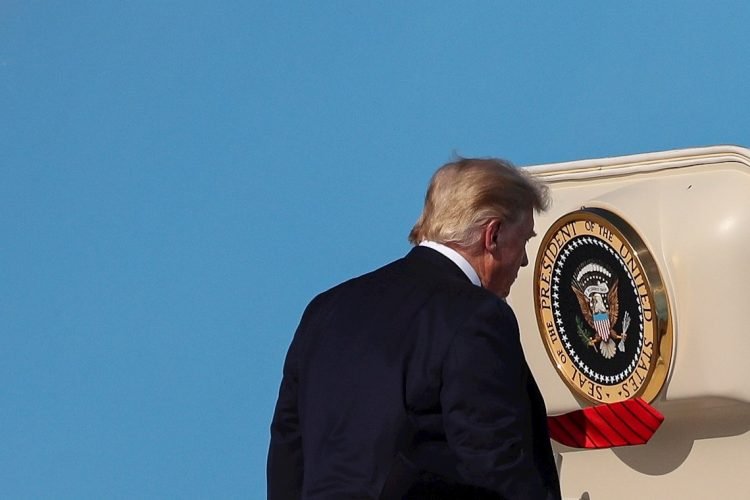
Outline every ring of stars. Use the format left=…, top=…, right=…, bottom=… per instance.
left=550, top=234, right=645, bottom=384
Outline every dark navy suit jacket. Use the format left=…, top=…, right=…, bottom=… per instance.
left=268, top=246, right=561, bottom=499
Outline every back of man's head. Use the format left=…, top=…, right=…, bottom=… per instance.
left=408, top=157, right=549, bottom=250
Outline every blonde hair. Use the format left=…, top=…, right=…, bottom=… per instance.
left=408, top=157, right=549, bottom=249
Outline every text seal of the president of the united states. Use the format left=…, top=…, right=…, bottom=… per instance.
left=533, top=208, right=673, bottom=404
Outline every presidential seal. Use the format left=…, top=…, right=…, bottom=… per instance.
left=533, top=208, right=673, bottom=404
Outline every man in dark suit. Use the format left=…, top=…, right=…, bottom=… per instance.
left=268, top=158, right=561, bottom=499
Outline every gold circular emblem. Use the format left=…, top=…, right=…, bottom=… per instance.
left=533, top=208, right=673, bottom=404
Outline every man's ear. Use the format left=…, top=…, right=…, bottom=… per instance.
left=484, top=219, right=501, bottom=252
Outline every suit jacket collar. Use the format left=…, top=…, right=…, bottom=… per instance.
left=405, top=246, right=473, bottom=284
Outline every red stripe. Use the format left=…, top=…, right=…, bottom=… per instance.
left=629, top=398, right=664, bottom=431
left=582, top=406, right=627, bottom=447
left=635, top=398, right=664, bottom=424
left=547, top=399, right=663, bottom=449
left=547, top=416, right=581, bottom=448
left=614, top=399, right=656, bottom=442
left=570, top=409, right=614, bottom=448
left=554, top=412, right=591, bottom=447
left=594, top=403, right=646, bottom=445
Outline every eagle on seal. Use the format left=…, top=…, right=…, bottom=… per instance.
left=572, top=270, right=626, bottom=359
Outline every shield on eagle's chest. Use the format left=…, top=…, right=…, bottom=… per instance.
left=593, top=312, right=610, bottom=342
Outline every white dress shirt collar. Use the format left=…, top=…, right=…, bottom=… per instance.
left=419, top=240, right=481, bottom=287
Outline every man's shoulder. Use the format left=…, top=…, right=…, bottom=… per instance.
left=315, top=249, right=474, bottom=298
left=303, top=248, right=512, bottom=322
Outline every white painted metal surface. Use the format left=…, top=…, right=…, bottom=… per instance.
left=510, top=145, right=750, bottom=499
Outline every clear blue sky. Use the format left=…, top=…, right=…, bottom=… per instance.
left=2, top=1, right=748, bottom=497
